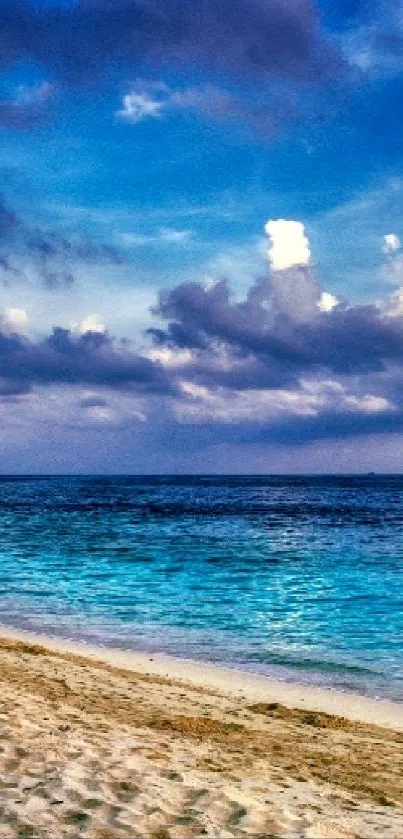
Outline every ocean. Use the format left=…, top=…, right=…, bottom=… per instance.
left=0, top=474, right=401, bottom=701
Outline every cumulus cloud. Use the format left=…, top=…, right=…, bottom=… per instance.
left=262, top=221, right=339, bottom=320
left=149, top=275, right=403, bottom=382
left=145, top=218, right=403, bottom=445
left=1, top=212, right=403, bottom=446
left=265, top=219, right=311, bottom=271
left=0, top=326, right=174, bottom=397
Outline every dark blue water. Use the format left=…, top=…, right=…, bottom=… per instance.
left=0, top=475, right=402, bottom=700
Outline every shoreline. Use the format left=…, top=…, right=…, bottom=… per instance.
left=0, top=623, right=402, bottom=837
left=1, top=623, right=402, bottom=731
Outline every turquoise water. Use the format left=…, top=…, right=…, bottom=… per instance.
left=0, top=475, right=402, bottom=700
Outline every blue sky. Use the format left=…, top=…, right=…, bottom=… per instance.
left=2, top=0, right=403, bottom=472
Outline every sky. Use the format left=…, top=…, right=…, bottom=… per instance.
left=2, top=0, right=403, bottom=473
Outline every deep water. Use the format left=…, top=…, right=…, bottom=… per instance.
left=0, top=474, right=402, bottom=700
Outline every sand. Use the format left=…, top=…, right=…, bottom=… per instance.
left=0, top=627, right=401, bottom=838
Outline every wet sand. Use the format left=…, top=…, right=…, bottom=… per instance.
left=0, top=627, right=402, bottom=838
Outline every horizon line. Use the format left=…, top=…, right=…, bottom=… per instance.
left=0, top=472, right=401, bottom=478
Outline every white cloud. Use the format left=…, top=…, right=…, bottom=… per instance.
left=147, top=347, right=193, bottom=367
left=175, top=378, right=394, bottom=424
left=383, top=233, right=401, bottom=254
left=302, top=379, right=393, bottom=414
left=116, top=81, right=253, bottom=128
left=117, top=90, right=166, bottom=124
left=2, top=308, right=29, bottom=334
left=344, top=394, right=392, bottom=413
left=176, top=382, right=321, bottom=423
left=77, top=314, right=106, bottom=335
left=265, top=219, right=311, bottom=271
left=317, top=291, right=339, bottom=312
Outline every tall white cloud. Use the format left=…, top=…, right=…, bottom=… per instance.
left=265, top=219, right=311, bottom=271
left=264, top=218, right=319, bottom=321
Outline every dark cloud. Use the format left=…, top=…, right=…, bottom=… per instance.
left=0, top=0, right=340, bottom=86
left=149, top=275, right=403, bottom=385
left=2, top=265, right=403, bottom=447
left=0, top=326, right=174, bottom=395
left=152, top=402, right=403, bottom=451
left=142, top=270, right=403, bottom=443
left=0, top=194, right=123, bottom=288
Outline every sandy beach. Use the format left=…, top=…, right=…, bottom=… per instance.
left=0, top=628, right=402, bottom=838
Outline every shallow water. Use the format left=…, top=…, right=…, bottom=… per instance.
left=0, top=474, right=402, bottom=700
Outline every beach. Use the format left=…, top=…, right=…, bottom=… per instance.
left=0, top=628, right=402, bottom=838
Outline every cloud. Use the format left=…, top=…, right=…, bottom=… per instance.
left=342, top=8, right=403, bottom=82
left=117, top=88, right=166, bottom=123
left=386, top=287, right=403, bottom=316
left=265, top=219, right=311, bottom=271
left=0, top=326, right=174, bottom=397
left=174, top=377, right=394, bottom=425
left=117, top=81, right=295, bottom=134
left=382, top=231, right=403, bottom=286
left=2, top=212, right=403, bottom=448
left=0, top=0, right=339, bottom=86
left=0, top=194, right=123, bottom=288
left=77, top=314, right=106, bottom=335
left=121, top=227, right=192, bottom=246
left=1, top=307, right=28, bottom=334
left=383, top=233, right=401, bottom=254
left=150, top=274, right=403, bottom=383
left=317, top=291, right=340, bottom=312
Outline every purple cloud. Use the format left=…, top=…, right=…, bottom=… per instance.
left=0, top=0, right=340, bottom=85
left=149, top=274, right=403, bottom=382
left=2, top=253, right=403, bottom=446
left=0, top=326, right=174, bottom=395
